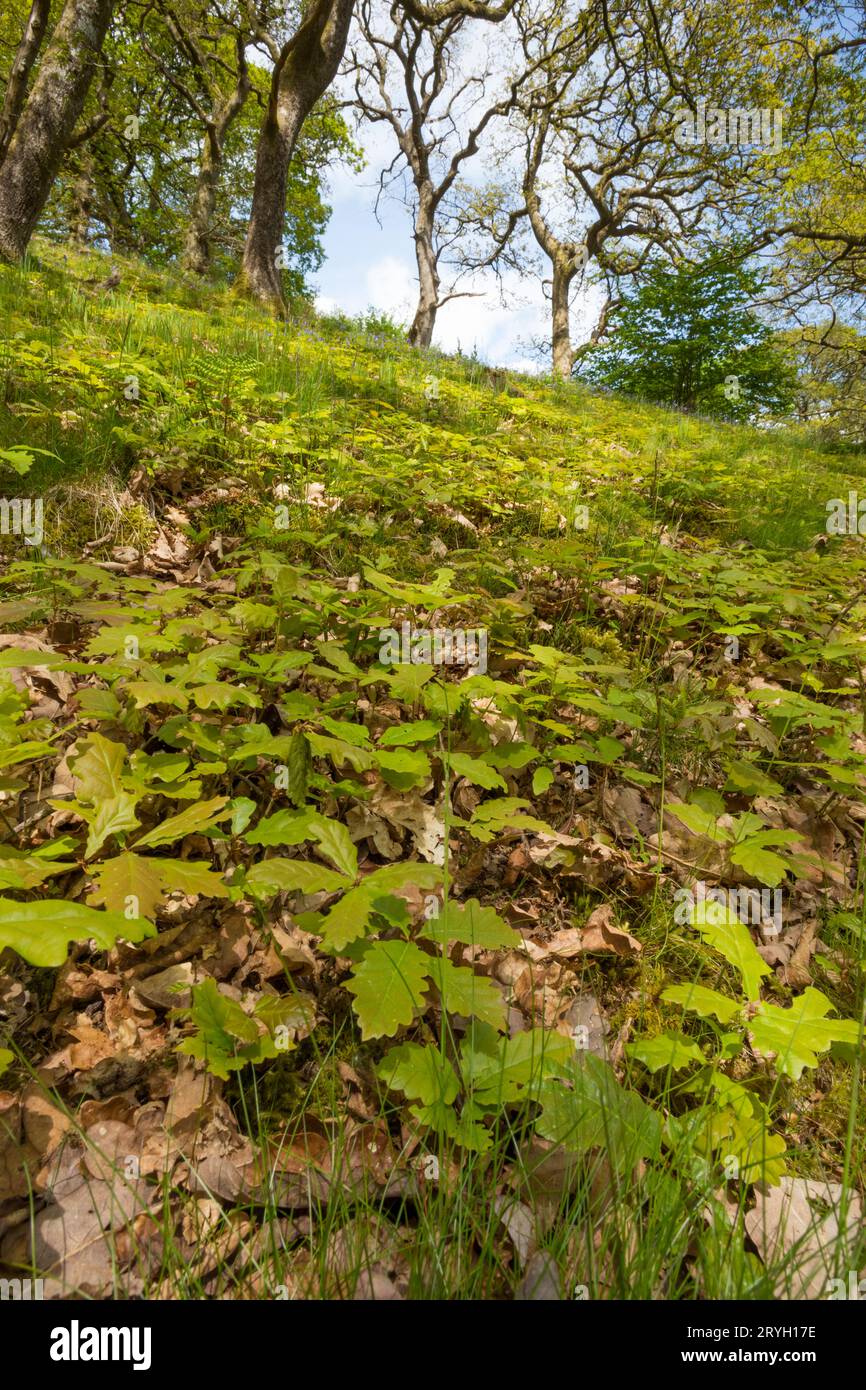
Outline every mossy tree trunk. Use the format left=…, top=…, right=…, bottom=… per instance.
left=0, top=0, right=115, bottom=263
left=236, top=0, right=354, bottom=316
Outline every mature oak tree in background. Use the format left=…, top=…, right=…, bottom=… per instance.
left=0, top=0, right=116, bottom=262
left=350, top=0, right=532, bottom=346
left=236, top=0, right=517, bottom=315
left=140, top=1, right=253, bottom=276
left=0, top=0, right=51, bottom=169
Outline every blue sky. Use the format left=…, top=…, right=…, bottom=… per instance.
left=312, top=131, right=601, bottom=371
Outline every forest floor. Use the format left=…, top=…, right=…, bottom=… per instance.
left=0, top=240, right=865, bottom=1300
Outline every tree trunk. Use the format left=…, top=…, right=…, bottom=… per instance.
left=551, top=255, right=575, bottom=378
left=0, top=0, right=51, bottom=171
left=0, top=0, right=115, bottom=263
left=407, top=196, right=439, bottom=348
left=237, top=0, right=354, bottom=314
left=69, top=154, right=94, bottom=244
left=182, top=131, right=221, bottom=276
left=181, top=66, right=250, bottom=278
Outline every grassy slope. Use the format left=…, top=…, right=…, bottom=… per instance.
left=0, top=240, right=865, bottom=1299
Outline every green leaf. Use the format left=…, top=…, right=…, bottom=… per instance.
left=729, top=830, right=799, bottom=887
left=460, top=1025, right=573, bottom=1107
left=0, top=898, right=155, bottom=966
left=125, top=681, right=190, bottom=710
left=0, top=647, right=68, bottom=670
left=627, top=1031, right=705, bottom=1072
left=228, top=797, right=256, bottom=835
left=246, top=809, right=317, bottom=847
left=285, top=730, right=310, bottom=807
left=158, top=859, right=230, bottom=902
left=191, top=683, right=261, bottom=712
left=175, top=977, right=277, bottom=1080
left=424, top=956, right=506, bottom=1028
left=691, top=899, right=772, bottom=1001
left=307, top=731, right=376, bottom=772
left=0, top=849, right=75, bottom=891
left=319, top=861, right=443, bottom=950
left=724, top=759, right=785, bottom=797
left=346, top=940, right=432, bottom=1039
left=246, top=809, right=357, bottom=879
left=0, top=740, right=55, bottom=769
left=468, top=796, right=551, bottom=841
left=379, top=720, right=442, bottom=747
left=537, top=1055, right=662, bottom=1164
left=306, top=814, right=358, bottom=880
left=316, top=884, right=373, bottom=950
left=666, top=801, right=731, bottom=841
left=244, top=859, right=350, bottom=897
left=532, top=766, right=554, bottom=796
left=71, top=733, right=126, bottom=799
left=378, top=1042, right=459, bottom=1106
left=133, top=796, right=230, bottom=849
left=750, top=988, right=863, bottom=1080
left=375, top=747, right=431, bottom=790
left=0, top=445, right=59, bottom=475
left=82, top=791, right=142, bottom=857
left=89, top=853, right=229, bottom=919
left=419, top=898, right=520, bottom=949
left=661, top=983, right=741, bottom=1024
left=88, top=851, right=164, bottom=918
left=444, top=752, right=507, bottom=791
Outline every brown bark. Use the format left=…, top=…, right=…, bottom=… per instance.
left=0, top=0, right=115, bottom=263
left=181, top=131, right=222, bottom=276
left=551, top=254, right=575, bottom=378
left=0, top=0, right=51, bottom=170
left=237, top=0, right=354, bottom=314
left=70, top=154, right=94, bottom=243
left=181, top=75, right=250, bottom=276
left=407, top=195, right=439, bottom=347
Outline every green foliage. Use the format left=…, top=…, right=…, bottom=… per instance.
left=0, top=244, right=863, bottom=1298
left=580, top=256, right=796, bottom=421
left=0, top=898, right=155, bottom=967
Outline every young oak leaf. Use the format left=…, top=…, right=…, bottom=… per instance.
left=174, top=977, right=278, bottom=1080
left=88, top=851, right=164, bottom=919
left=244, top=859, right=350, bottom=897
left=74, top=791, right=142, bottom=858
left=443, top=752, right=507, bottom=791
left=627, top=1031, right=706, bottom=1073
left=346, top=940, right=432, bottom=1039
left=318, top=861, right=443, bottom=951
left=420, top=897, right=520, bottom=949
left=750, top=987, right=862, bottom=1080
left=691, top=899, right=771, bottom=1001
left=70, top=732, right=126, bottom=800
left=729, top=830, right=801, bottom=888
left=377, top=1041, right=460, bottom=1107
left=537, top=1054, right=662, bottom=1164
left=246, top=809, right=357, bottom=878
left=0, top=898, right=155, bottom=967
left=424, top=956, right=506, bottom=1029
left=89, top=853, right=230, bottom=919
left=661, top=983, right=742, bottom=1024
left=133, top=796, right=231, bottom=850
